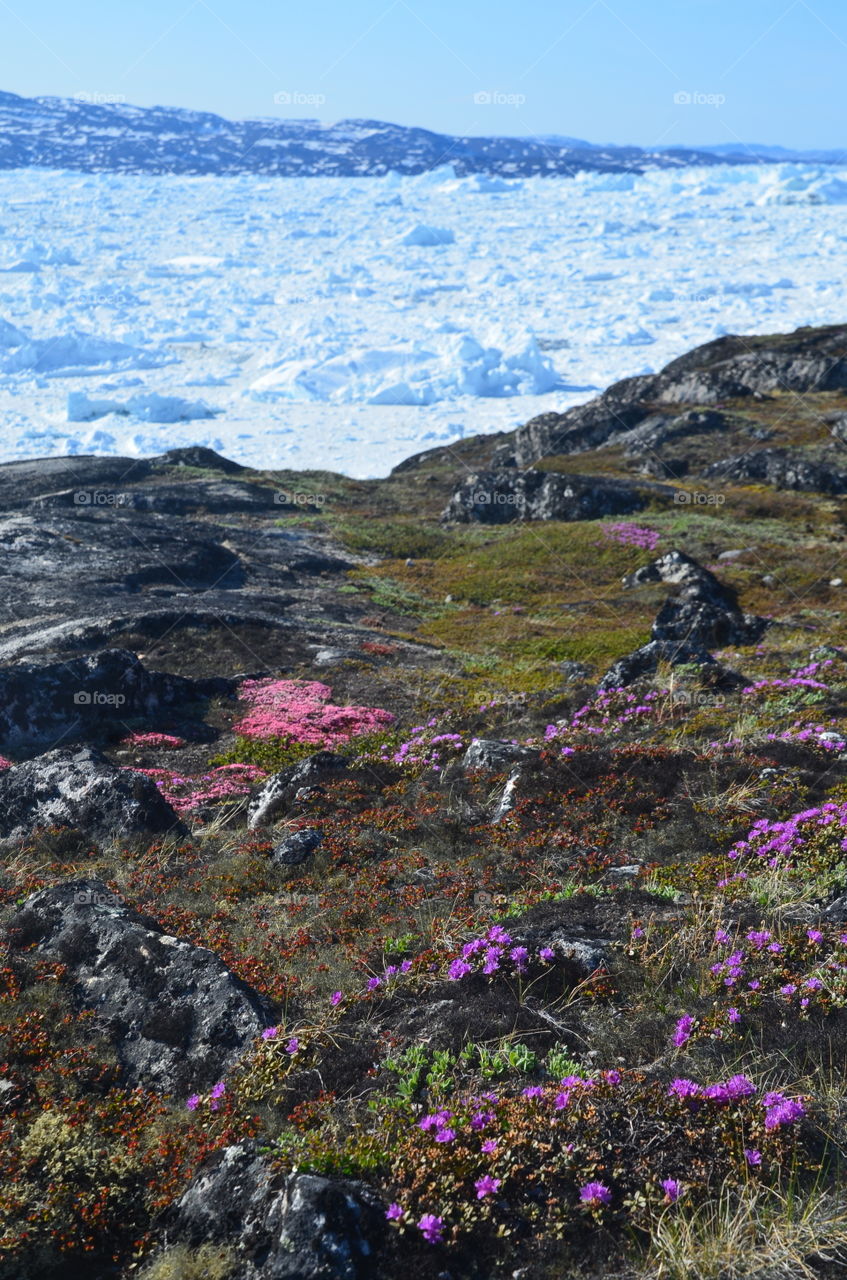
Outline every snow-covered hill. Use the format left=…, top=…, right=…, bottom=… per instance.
left=0, top=88, right=792, bottom=177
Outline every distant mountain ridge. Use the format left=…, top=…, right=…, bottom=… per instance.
left=0, top=88, right=836, bottom=177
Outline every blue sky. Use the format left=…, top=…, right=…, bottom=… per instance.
left=3, top=0, right=845, bottom=148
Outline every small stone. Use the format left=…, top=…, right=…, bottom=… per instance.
left=272, top=828, right=323, bottom=865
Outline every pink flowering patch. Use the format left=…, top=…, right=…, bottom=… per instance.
left=120, top=732, right=187, bottom=750
left=133, top=762, right=268, bottom=814
left=0, top=755, right=12, bottom=771
left=601, top=522, right=660, bottom=551
left=233, top=677, right=394, bottom=746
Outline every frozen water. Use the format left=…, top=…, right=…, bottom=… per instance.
left=0, top=163, right=845, bottom=476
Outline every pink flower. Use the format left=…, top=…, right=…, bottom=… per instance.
left=330, top=991, right=343, bottom=1006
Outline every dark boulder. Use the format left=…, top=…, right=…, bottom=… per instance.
left=625, top=550, right=766, bottom=649
left=156, top=1142, right=384, bottom=1279
left=0, top=647, right=226, bottom=753
left=0, top=747, right=184, bottom=845
left=597, top=639, right=747, bottom=692
left=272, top=827, right=323, bottom=866
left=6, top=880, right=268, bottom=1092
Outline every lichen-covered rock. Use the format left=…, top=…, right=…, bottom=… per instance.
left=625, top=550, right=766, bottom=648
left=248, top=752, right=350, bottom=828
left=0, top=746, right=184, bottom=844
left=442, top=468, right=672, bottom=524
left=462, top=738, right=539, bottom=772
left=6, top=880, right=268, bottom=1093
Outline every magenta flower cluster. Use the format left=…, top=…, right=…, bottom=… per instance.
left=601, top=522, right=661, bottom=551
left=446, top=925, right=556, bottom=981
left=234, top=677, right=395, bottom=746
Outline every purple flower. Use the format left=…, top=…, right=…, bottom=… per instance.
left=604, top=1069, right=622, bottom=1086
left=807, top=929, right=823, bottom=944
left=418, top=1213, right=444, bottom=1244
left=470, top=1110, right=494, bottom=1130
left=330, top=991, right=343, bottom=1006
left=539, top=947, right=556, bottom=961
left=661, top=1179, right=682, bottom=1203
left=386, top=1203, right=403, bottom=1221
left=781, top=983, right=797, bottom=997
left=668, top=1078, right=701, bottom=1101
left=553, top=1090, right=571, bottom=1110
left=632, top=927, right=645, bottom=940
left=744, top=1148, right=762, bottom=1166
left=481, top=1138, right=498, bottom=1154
left=262, top=1026, right=278, bottom=1040
left=728, top=1007, right=741, bottom=1024
left=673, top=1015, right=695, bottom=1048
left=509, top=946, right=529, bottom=969
left=475, top=1175, right=501, bottom=1199
left=400, top=959, right=412, bottom=973
left=210, top=1081, right=226, bottom=1099
left=579, top=1181, right=612, bottom=1207
left=764, top=1097, right=806, bottom=1129
left=285, top=1037, right=299, bottom=1055
left=447, top=958, right=472, bottom=981
left=715, top=929, right=730, bottom=944
left=487, top=925, right=511, bottom=944
left=185, top=1093, right=201, bottom=1111
left=522, top=1085, right=544, bottom=1099
left=435, top=1128, right=456, bottom=1143
left=367, top=976, right=381, bottom=992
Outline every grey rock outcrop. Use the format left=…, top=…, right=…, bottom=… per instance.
left=0, top=746, right=184, bottom=844
left=442, top=468, right=673, bottom=524
left=157, top=1142, right=384, bottom=1279
left=6, top=880, right=268, bottom=1092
